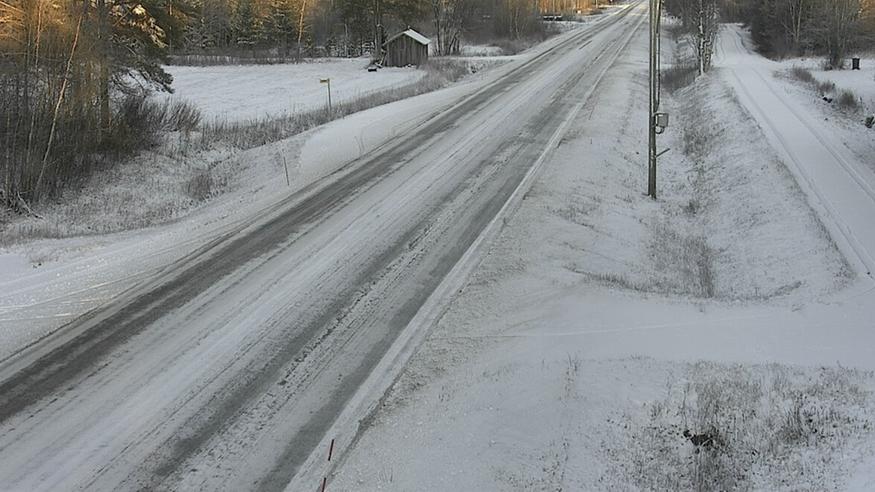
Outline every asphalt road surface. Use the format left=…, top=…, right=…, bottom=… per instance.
left=0, top=4, right=646, bottom=490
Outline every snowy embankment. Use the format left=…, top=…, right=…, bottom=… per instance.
left=158, top=59, right=426, bottom=123
left=328, top=22, right=875, bottom=492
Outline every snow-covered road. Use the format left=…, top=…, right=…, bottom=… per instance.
left=0, top=4, right=647, bottom=490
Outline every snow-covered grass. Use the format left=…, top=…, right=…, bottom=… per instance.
left=334, top=349, right=874, bottom=491
left=545, top=64, right=849, bottom=301
left=619, top=362, right=873, bottom=491
left=662, top=76, right=851, bottom=300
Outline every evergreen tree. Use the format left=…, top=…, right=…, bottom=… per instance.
left=265, top=0, right=297, bottom=50
left=235, top=0, right=263, bottom=46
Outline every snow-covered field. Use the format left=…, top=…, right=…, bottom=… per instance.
left=158, top=58, right=427, bottom=122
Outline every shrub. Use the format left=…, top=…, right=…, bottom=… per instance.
left=165, top=100, right=202, bottom=132
left=817, top=80, right=836, bottom=94
left=790, top=66, right=815, bottom=84
left=837, top=90, right=860, bottom=110
left=103, top=97, right=203, bottom=156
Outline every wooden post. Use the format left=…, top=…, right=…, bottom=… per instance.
left=320, top=78, right=332, bottom=114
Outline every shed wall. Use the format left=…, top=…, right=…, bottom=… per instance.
left=384, top=36, right=428, bottom=67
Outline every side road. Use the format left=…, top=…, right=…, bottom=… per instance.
left=716, top=24, right=875, bottom=280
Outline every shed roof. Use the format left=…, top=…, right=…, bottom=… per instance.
left=384, top=29, right=431, bottom=46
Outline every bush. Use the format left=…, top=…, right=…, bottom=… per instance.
left=165, top=100, right=202, bottom=132
left=817, top=80, right=836, bottom=94
left=103, top=97, right=203, bottom=156
left=837, top=90, right=860, bottom=110
left=790, top=66, right=815, bottom=84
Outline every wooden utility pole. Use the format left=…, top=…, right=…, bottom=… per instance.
left=648, top=0, right=662, bottom=199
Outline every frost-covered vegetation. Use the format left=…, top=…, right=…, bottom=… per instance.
left=623, top=363, right=873, bottom=492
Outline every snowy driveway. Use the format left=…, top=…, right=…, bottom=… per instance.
left=0, top=4, right=646, bottom=491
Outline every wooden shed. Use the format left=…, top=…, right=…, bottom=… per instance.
left=383, top=29, right=430, bottom=67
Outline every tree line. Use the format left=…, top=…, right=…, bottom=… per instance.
left=175, top=0, right=603, bottom=59
left=722, top=0, right=875, bottom=67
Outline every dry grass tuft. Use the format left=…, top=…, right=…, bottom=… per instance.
left=790, top=66, right=816, bottom=84
left=837, top=90, right=860, bottom=110
left=625, top=363, right=873, bottom=491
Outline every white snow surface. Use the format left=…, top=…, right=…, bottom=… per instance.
left=157, top=58, right=427, bottom=122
